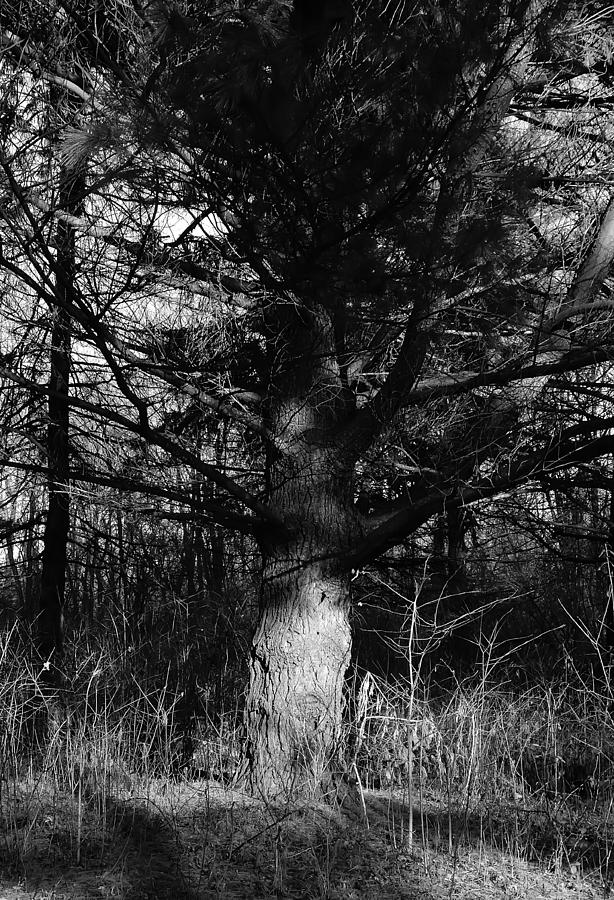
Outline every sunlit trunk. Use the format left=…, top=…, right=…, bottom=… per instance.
left=246, top=472, right=354, bottom=796
left=245, top=304, right=357, bottom=797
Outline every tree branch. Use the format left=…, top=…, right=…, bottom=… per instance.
left=0, top=363, right=285, bottom=530
left=344, top=430, right=614, bottom=569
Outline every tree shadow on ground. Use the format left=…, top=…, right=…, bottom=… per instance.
left=3, top=783, right=454, bottom=899
left=99, top=797, right=202, bottom=899
left=2, top=792, right=202, bottom=900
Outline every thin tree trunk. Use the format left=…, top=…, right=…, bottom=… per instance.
left=38, top=315, right=70, bottom=666
left=37, top=166, right=83, bottom=676
left=446, top=505, right=466, bottom=588
left=604, top=472, right=614, bottom=662
left=24, top=491, right=36, bottom=621
left=5, top=520, right=25, bottom=609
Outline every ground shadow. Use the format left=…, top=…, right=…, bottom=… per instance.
left=2, top=782, right=446, bottom=899
left=100, top=797, right=203, bottom=899
left=2, top=791, right=202, bottom=900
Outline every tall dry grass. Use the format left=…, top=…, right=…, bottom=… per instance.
left=0, top=618, right=613, bottom=892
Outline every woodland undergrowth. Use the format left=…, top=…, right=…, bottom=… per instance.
left=0, top=621, right=612, bottom=898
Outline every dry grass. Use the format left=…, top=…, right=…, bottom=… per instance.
left=0, top=627, right=612, bottom=899
left=0, top=778, right=608, bottom=899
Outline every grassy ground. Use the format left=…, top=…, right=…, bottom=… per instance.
left=1, top=630, right=613, bottom=898
left=0, top=775, right=610, bottom=899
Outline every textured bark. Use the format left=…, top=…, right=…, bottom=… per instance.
left=247, top=571, right=351, bottom=795
left=245, top=303, right=358, bottom=797
left=247, top=499, right=353, bottom=797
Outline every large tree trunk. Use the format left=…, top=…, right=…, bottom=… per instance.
left=245, top=304, right=358, bottom=798
left=246, top=498, right=354, bottom=797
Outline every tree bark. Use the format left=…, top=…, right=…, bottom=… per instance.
left=604, top=471, right=614, bottom=663
left=37, top=166, right=83, bottom=674
left=247, top=504, right=353, bottom=797
left=38, top=305, right=71, bottom=665
left=245, top=304, right=358, bottom=797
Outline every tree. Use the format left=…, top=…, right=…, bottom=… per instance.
left=0, top=19, right=89, bottom=684
left=3, top=0, right=614, bottom=797
left=37, top=123, right=85, bottom=677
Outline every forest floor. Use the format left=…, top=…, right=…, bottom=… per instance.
left=0, top=777, right=610, bottom=900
